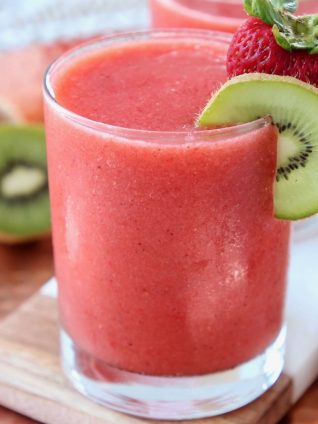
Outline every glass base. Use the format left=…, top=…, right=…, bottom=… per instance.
left=61, top=327, right=285, bottom=420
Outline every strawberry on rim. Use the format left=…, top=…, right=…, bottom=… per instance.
left=227, top=0, right=318, bottom=86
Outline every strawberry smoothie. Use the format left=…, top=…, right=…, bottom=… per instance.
left=44, top=31, right=290, bottom=379
left=150, top=0, right=317, bottom=32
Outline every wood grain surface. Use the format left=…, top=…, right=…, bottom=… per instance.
left=0, top=239, right=316, bottom=423
left=0, top=239, right=54, bottom=424
left=0, top=239, right=53, bottom=319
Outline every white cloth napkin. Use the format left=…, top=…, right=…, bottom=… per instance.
left=285, top=219, right=318, bottom=401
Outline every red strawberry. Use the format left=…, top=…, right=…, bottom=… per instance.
left=227, top=18, right=291, bottom=77
left=227, top=3, right=318, bottom=87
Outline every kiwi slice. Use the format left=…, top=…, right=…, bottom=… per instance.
left=0, top=125, right=50, bottom=243
left=197, top=73, right=318, bottom=220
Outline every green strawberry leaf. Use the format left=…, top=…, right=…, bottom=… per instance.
left=274, top=14, right=318, bottom=53
left=244, top=0, right=318, bottom=54
left=272, top=25, right=293, bottom=50
left=244, top=0, right=297, bottom=26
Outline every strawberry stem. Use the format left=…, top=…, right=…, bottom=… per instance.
left=244, top=0, right=297, bottom=25
left=244, top=0, right=318, bottom=54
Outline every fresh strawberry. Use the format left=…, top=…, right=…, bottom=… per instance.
left=289, top=50, right=318, bottom=86
left=227, top=0, right=318, bottom=87
left=227, top=17, right=291, bottom=77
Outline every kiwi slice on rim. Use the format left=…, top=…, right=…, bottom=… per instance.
left=0, top=125, right=50, bottom=243
left=197, top=73, right=318, bottom=220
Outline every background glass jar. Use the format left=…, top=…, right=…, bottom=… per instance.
left=149, top=0, right=318, bottom=33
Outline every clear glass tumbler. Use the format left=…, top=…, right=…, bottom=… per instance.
left=43, top=30, right=290, bottom=420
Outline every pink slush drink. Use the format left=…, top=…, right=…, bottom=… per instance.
left=150, top=0, right=318, bottom=32
left=44, top=30, right=290, bottom=418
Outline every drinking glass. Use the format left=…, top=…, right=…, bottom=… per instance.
left=43, top=29, right=290, bottom=420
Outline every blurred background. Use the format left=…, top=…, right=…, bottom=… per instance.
left=0, top=0, right=149, bottom=50
left=0, top=0, right=149, bottom=240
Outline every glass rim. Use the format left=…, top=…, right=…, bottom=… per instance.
left=43, top=28, right=270, bottom=143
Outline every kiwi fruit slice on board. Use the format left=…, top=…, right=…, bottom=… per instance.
left=0, top=125, right=50, bottom=243
left=197, top=73, right=318, bottom=220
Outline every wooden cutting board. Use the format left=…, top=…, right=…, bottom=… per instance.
left=0, top=291, right=292, bottom=424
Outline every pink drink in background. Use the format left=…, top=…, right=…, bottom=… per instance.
left=44, top=33, right=290, bottom=379
left=150, top=0, right=318, bottom=33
